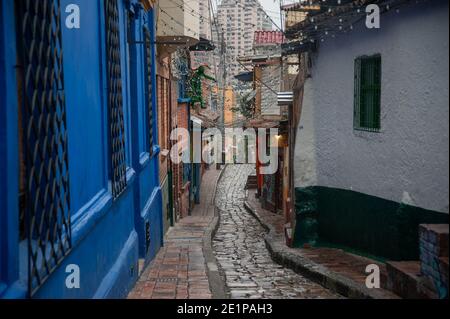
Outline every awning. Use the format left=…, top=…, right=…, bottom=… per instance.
left=189, top=37, right=215, bottom=52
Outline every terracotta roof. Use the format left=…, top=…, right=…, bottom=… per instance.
left=254, top=31, right=285, bottom=45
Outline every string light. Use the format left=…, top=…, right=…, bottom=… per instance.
left=283, top=0, right=417, bottom=49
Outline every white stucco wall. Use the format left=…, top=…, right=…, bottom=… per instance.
left=295, top=0, right=449, bottom=213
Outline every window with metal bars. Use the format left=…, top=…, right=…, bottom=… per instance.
left=105, top=0, right=127, bottom=198
left=15, top=0, right=72, bottom=296
left=354, top=55, right=382, bottom=132
left=143, top=26, right=154, bottom=156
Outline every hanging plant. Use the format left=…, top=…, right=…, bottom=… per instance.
left=188, top=65, right=216, bottom=109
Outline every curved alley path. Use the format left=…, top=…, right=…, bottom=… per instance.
left=213, top=165, right=340, bottom=299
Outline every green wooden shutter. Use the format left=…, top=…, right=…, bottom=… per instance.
left=354, top=55, right=381, bottom=132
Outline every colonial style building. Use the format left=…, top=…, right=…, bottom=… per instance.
left=0, top=0, right=162, bottom=298
left=289, top=0, right=449, bottom=261
left=156, top=0, right=218, bottom=221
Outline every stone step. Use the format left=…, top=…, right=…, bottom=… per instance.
left=386, top=261, right=438, bottom=299
left=245, top=175, right=258, bottom=189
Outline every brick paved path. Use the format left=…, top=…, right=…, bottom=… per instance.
left=213, top=165, right=340, bottom=299
left=128, top=168, right=221, bottom=299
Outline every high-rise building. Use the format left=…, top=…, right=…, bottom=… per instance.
left=199, top=0, right=212, bottom=40
left=215, top=0, right=273, bottom=85
left=191, top=0, right=214, bottom=70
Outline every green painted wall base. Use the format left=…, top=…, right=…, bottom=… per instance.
left=294, top=186, right=449, bottom=261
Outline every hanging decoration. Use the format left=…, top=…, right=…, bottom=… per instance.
left=282, top=0, right=419, bottom=55
left=188, top=65, right=217, bottom=109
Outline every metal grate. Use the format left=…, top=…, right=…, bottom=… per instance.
left=15, top=0, right=72, bottom=296
left=143, top=26, right=154, bottom=156
left=105, top=0, right=127, bottom=198
left=354, top=55, right=382, bottom=132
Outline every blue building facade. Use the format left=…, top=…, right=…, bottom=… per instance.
left=0, top=0, right=163, bottom=298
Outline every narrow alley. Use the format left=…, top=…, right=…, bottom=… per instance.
left=0, top=0, right=448, bottom=303
left=214, top=165, right=340, bottom=299
left=129, top=165, right=340, bottom=299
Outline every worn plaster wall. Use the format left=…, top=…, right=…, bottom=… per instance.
left=295, top=0, right=449, bottom=213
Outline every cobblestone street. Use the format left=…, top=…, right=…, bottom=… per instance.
left=213, top=165, right=341, bottom=299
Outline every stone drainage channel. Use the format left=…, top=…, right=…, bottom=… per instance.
left=213, top=165, right=341, bottom=299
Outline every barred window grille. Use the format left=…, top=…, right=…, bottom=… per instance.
left=354, top=55, right=382, bottom=132
left=143, top=26, right=154, bottom=156
left=15, top=0, right=72, bottom=296
left=105, top=0, right=127, bottom=198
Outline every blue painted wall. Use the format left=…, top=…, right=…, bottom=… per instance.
left=0, top=0, right=21, bottom=298
left=0, top=0, right=163, bottom=299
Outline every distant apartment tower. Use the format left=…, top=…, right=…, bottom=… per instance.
left=199, top=0, right=212, bottom=40
left=215, top=0, right=272, bottom=84
left=191, top=0, right=213, bottom=69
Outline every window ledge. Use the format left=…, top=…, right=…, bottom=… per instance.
left=71, top=189, right=113, bottom=246
left=353, top=127, right=381, bottom=133
left=151, top=145, right=161, bottom=158
left=71, top=167, right=136, bottom=247
left=353, top=129, right=385, bottom=142
left=139, top=152, right=150, bottom=169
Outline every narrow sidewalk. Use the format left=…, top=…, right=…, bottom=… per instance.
left=245, top=193, right=400, bottom=299
left=128, top=168, right=222, bottom=299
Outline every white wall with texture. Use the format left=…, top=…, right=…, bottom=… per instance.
left=295, top=0, right=449, bottom=213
